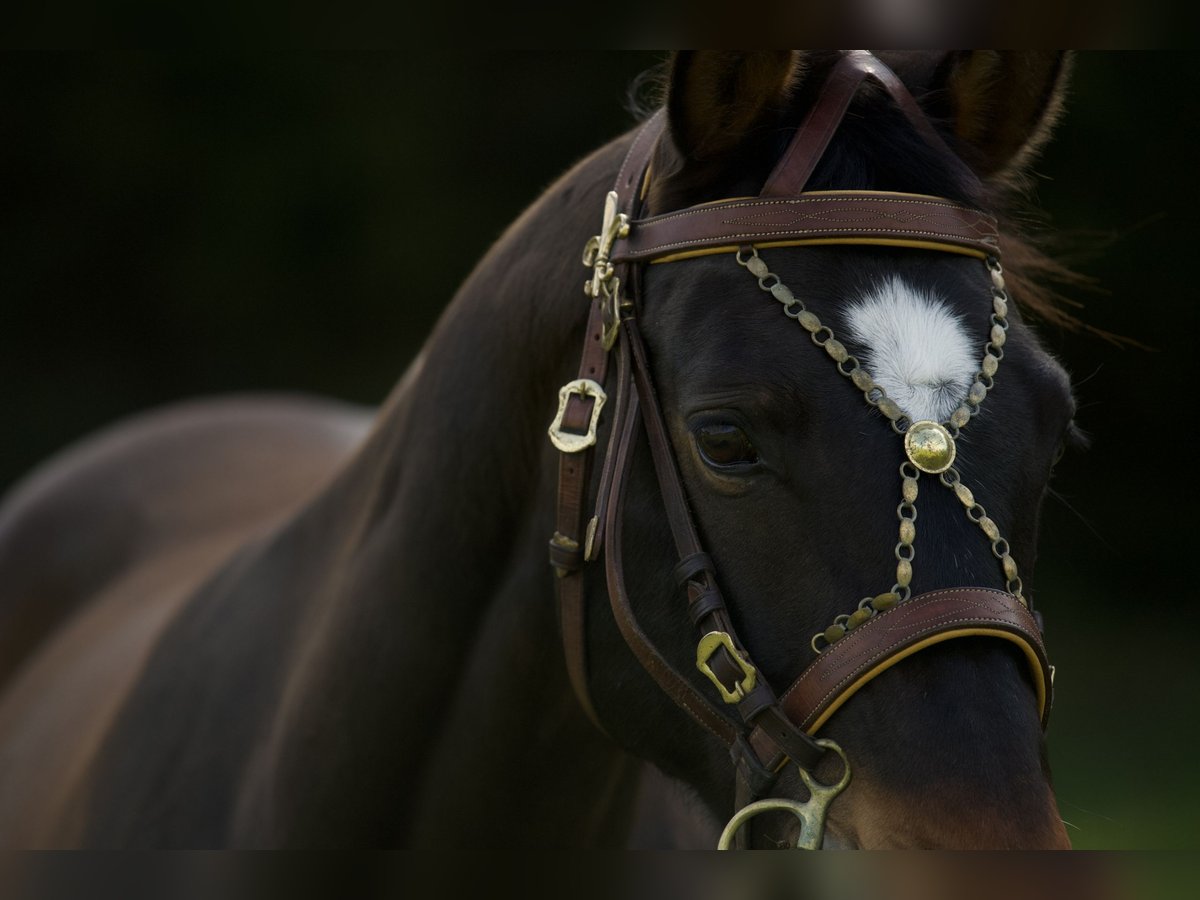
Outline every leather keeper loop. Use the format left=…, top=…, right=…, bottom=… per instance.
left=687, top=587, right=727, bottom=626
left=753, top=705, right=827, bottom=771
left=736, top=681, right=776, bottom=722
left=548, top=534, right=582, bottom=576
left=730, top=733, right=779, bottom=801
left=673, top=551, right=714, bottom=588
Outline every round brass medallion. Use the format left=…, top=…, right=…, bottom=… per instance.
left=904, top=421, right=956, bottom=474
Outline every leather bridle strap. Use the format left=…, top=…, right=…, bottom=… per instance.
left=758, top=51, right=875, bottom=200
left=549, top=296, right=613, bottom=731
left=796, top=587, right=1051, bottom=731
left=603, top=340, right=741, bottom=747
left=554, top=107, right=826, bottom=771
left=748, top=587, right=1052, bottom=771
left=761, top=50, right=980, bottom=199
left=609, top=52, right=998, bottom=265
left=550, top=110, right=667, bottom=733
left=610, top=191, right=1000, bottom=264
left=620, top=313, right=827, bottom=771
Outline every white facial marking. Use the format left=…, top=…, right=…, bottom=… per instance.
left=844, top=276, right=975, bottom=423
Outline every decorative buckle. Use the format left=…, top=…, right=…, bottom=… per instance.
left=582, top=190, right=630, bottom=351
left=547, top=379, right=607, bottom=453
left=696, top=631, right=757, bottom=704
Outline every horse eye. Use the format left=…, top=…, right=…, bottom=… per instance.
left=695, top=423, right=759, bottom=469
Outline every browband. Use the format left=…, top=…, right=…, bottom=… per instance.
left=611, top=191, right=1000, bottom=264
left=609, top=49, right=998, bottom=266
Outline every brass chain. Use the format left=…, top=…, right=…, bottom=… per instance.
left=737, top=248, right=915, bottom=436
left=735, top=247, right=1026, bottom=655
left=939, top=466, right=1025, bottom=600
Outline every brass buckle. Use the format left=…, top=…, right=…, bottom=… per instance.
left=696, top=631, right=757, bottom=704
left=547, top=379, right=607, bottom=453
left=582, top=191, right=629, bottom=351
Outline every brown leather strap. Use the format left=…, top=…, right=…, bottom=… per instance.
left=623, top=317, right=704, bottom=562
left=853, top=53, right=978, bottom=189
left=622, top=314, right=826, bottom=771
left=552, top=110, right=667, bottom=734
left=583, top=310, right=632, bottom=566
left=615, top=108, right=665, bottom=206
left=551, top=296, right=612, bottom=577
left=748, top=588, right=1052, bottom=769
left=603, top=349, right=741, bottom=747
left=551, top=299, right=611, bottom=733
left=611, top=191, right=1000, bottom=263
left=763, top=50, right=979, bottom=199
left=760, top=53, right=874, bottom=198
left=611, top=51, right=994, bottom=267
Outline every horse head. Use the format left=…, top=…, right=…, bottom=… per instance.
left=0, top=49, right=1087, bottom=853
left=563, top=51, right=1078, bottom=849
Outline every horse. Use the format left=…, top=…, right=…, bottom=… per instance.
left=0, top=50, right=1083, bottom=849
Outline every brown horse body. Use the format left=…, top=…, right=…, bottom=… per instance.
left=0, top=396, right=369, bottom=843
left=0, top=138, right=659, bottom=846
left=0, top=52, right=1079, bottom=848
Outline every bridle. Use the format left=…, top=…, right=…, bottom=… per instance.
left=546, top=51, right=1053, bottom=849
left=548, top=50, right=1054, bottom=850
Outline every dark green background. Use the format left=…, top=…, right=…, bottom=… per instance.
left=1, top=52, right=1194, bottom=849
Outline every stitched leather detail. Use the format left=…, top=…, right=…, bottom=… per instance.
left=779, top=588, right=1050, bottom=731
left=612, top=193, right=1000, bottom=262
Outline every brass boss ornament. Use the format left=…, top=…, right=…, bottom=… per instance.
left=904, top=421, right=956, bottom=474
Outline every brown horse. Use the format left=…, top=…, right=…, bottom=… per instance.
left=0, top=51, right=1081, bottom=848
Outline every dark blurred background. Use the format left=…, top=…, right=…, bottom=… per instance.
left=0, top=52, right=1195, bottom=849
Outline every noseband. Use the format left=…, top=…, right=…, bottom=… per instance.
left=547, top=51, right=1053, bottom=849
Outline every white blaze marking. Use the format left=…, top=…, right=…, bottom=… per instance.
left=843, top=276, right=975, bottom=423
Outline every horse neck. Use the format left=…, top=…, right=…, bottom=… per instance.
left=235, top=135, right=641, bottom=846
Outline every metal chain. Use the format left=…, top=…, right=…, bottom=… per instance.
left=738, top=248, right=1029, bottom=650
left=945, top=257, right=1010, bottom=435
left=939, top=466, right=1026, bottom=604
left=810, top=462, right=915, bottom=653
left=737, top=248, right=913, bottom=435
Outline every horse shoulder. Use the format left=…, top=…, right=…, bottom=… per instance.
left=0, top=392, right=376, bottom=845
left=0, top=392, right=373, bottom=689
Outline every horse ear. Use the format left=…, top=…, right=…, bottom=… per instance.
left=939, top=51, right=1074, bottom=182
left=666, top=51, right=807, bottom=162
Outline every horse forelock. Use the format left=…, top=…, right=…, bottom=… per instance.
left=843, top=275, right=976, bottom=423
